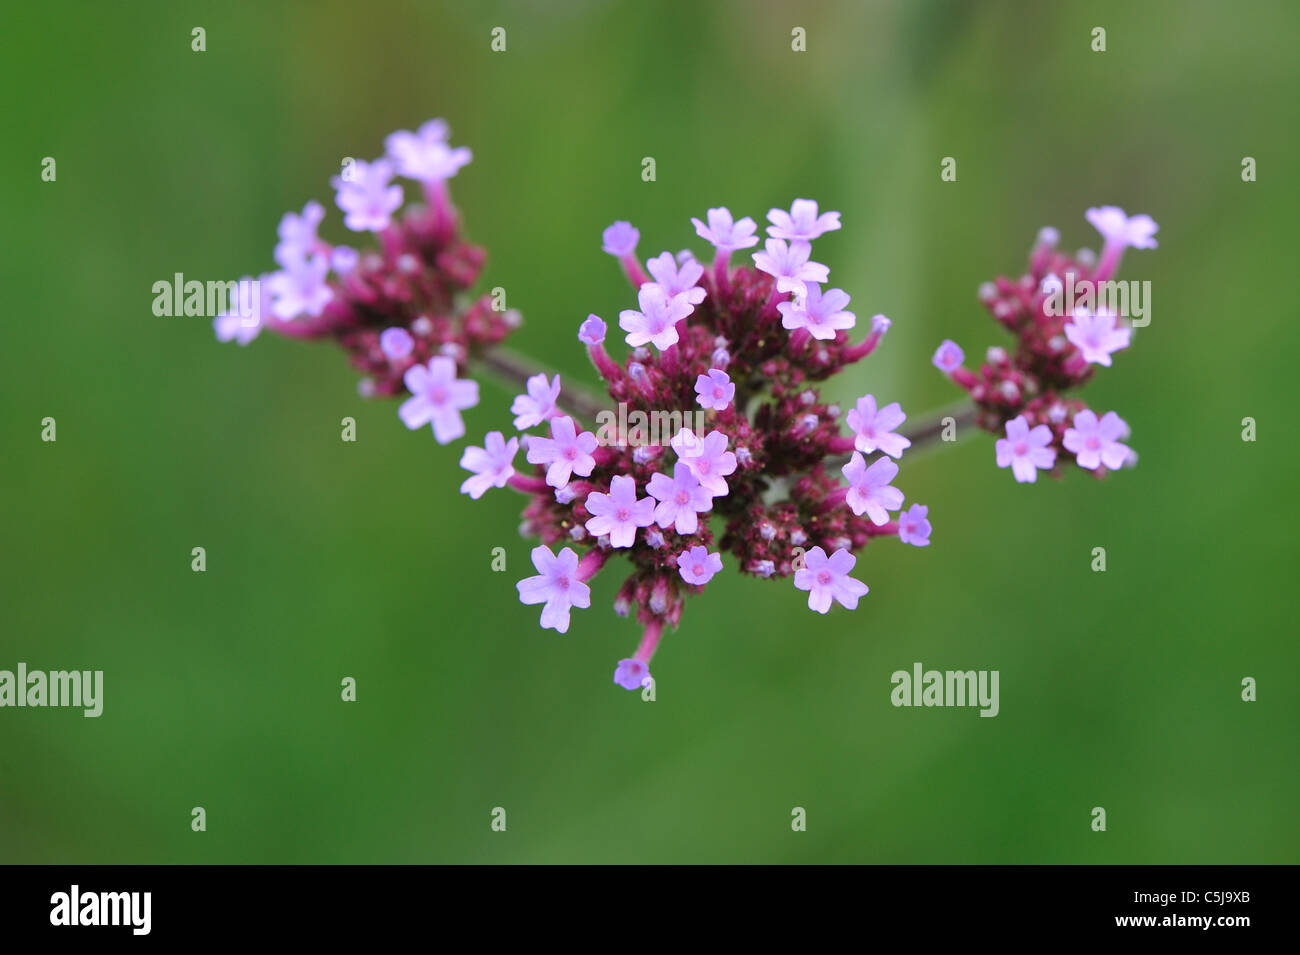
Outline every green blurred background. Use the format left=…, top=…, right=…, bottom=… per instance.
left=2, top=0, right=1297, bottom=863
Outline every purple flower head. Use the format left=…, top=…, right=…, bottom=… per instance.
left=1063, top=410, right=1132, bottom=471
left=752, top=238, right=829, bottom=295
left=694, top=368, right=735, bottom=411
left=274, top=200, right=326, bottom=267
left=847, top=395, right=911, bottom=459
left=766, top=199, right=842, bottom=241
left=613, top=658, right=651, bottom=691
left=897, top=503, right=931, bottom=547
left=578, top=314, right=607, bottom=345
left=1064, top=307, right=1130, bottom=366
left=842, top=452, right=904, bottom=526
left=671, top=428, right=737, bottom=496
left=645, top=251, right=707, bottom=305
left=267, top=253, right=333, bottom=320
left=690, top=207, right=759, bottom=252
left=932, top=339, right=965, bottom=373
left=995, top=415, right=1057, bottom=483
left=601, top=221, right=640, bottom=257
left=584, top=475, right=656, bottom=548
left=794, top=546, right=869, bottom=613
left=525, top=415, right=598, bottom=488
left=385, top=120, right=471, bottom=183
left=677, top=546, right=723, bottom=586
left=777, top=285, right=855, bottom=340
left=510, top=372, right=562, bottom=430
left=619, top=283, right=693, bottom=351
left=516, top=545, right=591, bottom=633
left=379, top=326, right=415, bottom=360
left=331, top=158, right=404, bottom=232
left=646, top=462, right=714, bottom=535
left=459, top=431, right=519, bottom=499
left=398, top=356, right=479, bottom=444
left=1086, top=206, right=1159, bottom=251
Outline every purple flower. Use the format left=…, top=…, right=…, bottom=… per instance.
left=584, top=475, right=656, bottom=548
left=694, top=368, right=735, bottom=411
left=330, top=246, right=359, bottom=274
left=677, top=545, right=723, bottom=586
left=213, top=276, right=265, bottom=346
left=516, top=545, right=590, bottom=633
left=399, top=356, right=479, bottom=444
left=1086, top=206, right=1159, bottom=251
left=897, top=504, right=931, bottom=547
left=777, top=285, right=855, bottom=340
left=578, top=314, right=607, bottom=345
left=752, top=238, right=829, bottom=295
left=671, top=428, right=737, bottom=496
left=932, top=339, right=965, bottom=373
left=995, top=415, right=1057, bottom=483
left=842, top=452, right=904, bottom=525
left=794, top=546, right=869, bottom=613
left=619, top=284, right=693, bottom=351
left=379, top=326, right=414, bottom=360
left=1065, top=307, right=1130, bottom=366
left=526, top=415, right=598, bottom=488
left=331, top=159, right=404, bottom=232
left=646, top=462, right=714, bottom=534
left=645, top=251, right=706, bottom=305
left=690, top=207, right=758, bottom=251
left=511, top=373, right=562, bottom=430
left=601, top=221, right=640, bottom=257
left=1063, top=410, right=1132, bottom=471
left=385, top=120, right=471, bottom=183
left=847, top=395, right=911, bottom=459
left=459, top=431, right=519, bottom=499
left=267, top=254, right=333, bottom=320
left=274, top=200, right=325, bottom=266
left=766, top=199, right=841, bottom=241
left=613, top=658, right=651, bottom=691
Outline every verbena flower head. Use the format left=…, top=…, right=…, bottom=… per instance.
left=211, top=119, right=1148, bottom=694
left=933, top=208, right=1156, bottom=485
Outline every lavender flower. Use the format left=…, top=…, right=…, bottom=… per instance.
left=510, top=373, right=562, bottom=430
left=842, top=452, right=904, bottom=526
left=619, top=284, right=693, bottom=351
left=1064, top=307, right=1130, bottom=366
left=459, top=431, right=519, bottom=499
left=777, top=285, right=855, bottom=339
left=995, top=415, right=1057, bottom=483
left=694, top=369, right=735, bottom=411
left=691, top=207, right=758, bottom=251
left=794, top=547, right=869, bottom=613
left=846, top=395, right=911, bottom=459
left=677, top=546, right=723, bottom=586
left=275, top=200, right=326, bottom=266
left=897, top=504, right=932, bottom=547
left=267, top=254, right=333, bottom=320
left=525, top=416, right=598, bottom=488
left=766, top=199, right=841, bottom=241
left=399, top=356, right=479, bottom=444
left=516, top=545, right=591, bottom=633
left=584, top=475, right=656, bottom=548
left=1063, top=410, right=1132, bottom=471
left=646, top=463, right=714, bottom=535
left=331, top=159, right=403, bottom=232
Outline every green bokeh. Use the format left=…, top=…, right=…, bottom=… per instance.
left=2, top=0, right=1296, bottom=863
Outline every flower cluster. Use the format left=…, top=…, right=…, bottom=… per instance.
left=212, top=117, right=1148, bottom=695
left=214, top=118, right=515, bottom=428
left=931, top=206, right=1156, bottom=482
left=489, top=200, right=930, bottom=689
